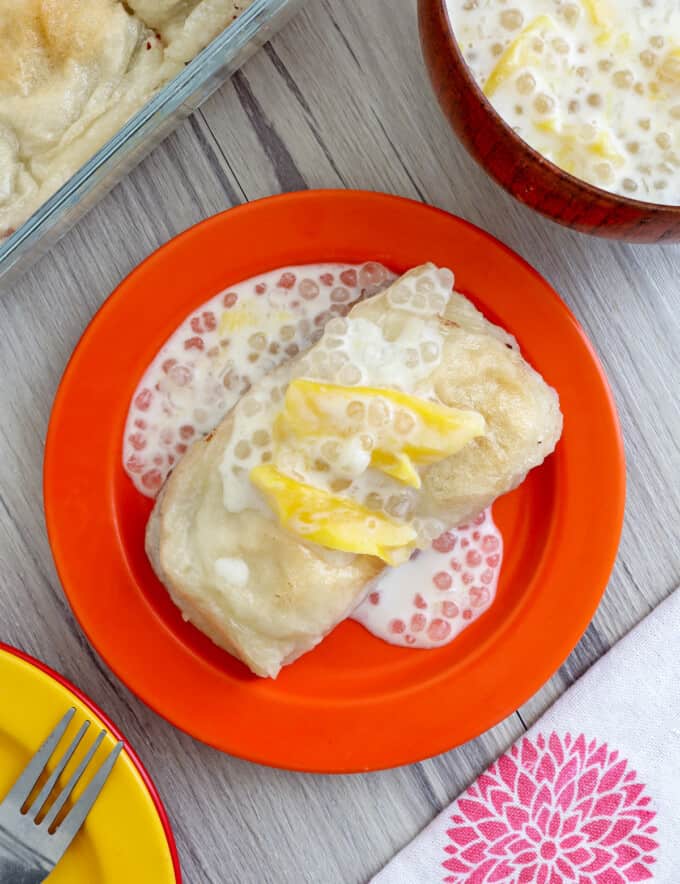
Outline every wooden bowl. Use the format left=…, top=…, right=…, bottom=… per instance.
left=418, top=0, right=680, bottom=243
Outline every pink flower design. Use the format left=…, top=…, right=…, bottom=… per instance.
left=442, top=732, right=658, bottom=883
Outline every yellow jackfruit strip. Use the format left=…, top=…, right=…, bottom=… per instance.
left=278, top=379, right=485, bottom=486
left=250, top=465, right=416, bottom=564
left=370, top=450, right=422, bottom=489
left=483, top=15, right=555, bottom=98
left=534, top=120, right=625, bottom=171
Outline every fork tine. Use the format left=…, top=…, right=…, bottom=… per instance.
left=27, top=720, right=91, bottom=821
left=3, top=707, right=76, bottom=809
left=54, top=741, right=123, bottom=842
left=41, top=729, right=107, bottom=831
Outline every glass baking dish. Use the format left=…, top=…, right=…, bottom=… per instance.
left=0, top=0, right=304, bottom=289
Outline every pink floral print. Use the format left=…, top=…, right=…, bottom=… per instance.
left=442, top=732, right=658, bottom=883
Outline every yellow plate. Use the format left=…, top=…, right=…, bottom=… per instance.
left=0, top=644, right=180, bottom=883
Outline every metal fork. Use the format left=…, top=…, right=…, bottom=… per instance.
left=0, top=707, right=123, bottom=883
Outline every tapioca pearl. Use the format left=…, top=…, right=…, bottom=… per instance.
left=320, top=273, right=334, bottom=287
left=299, top=279, right=320, bottom=300
left=285, top=344, right=300, bottom=358
left=346, top=400, right=365, bottom=422
left=389, top=618, right=407, bottom=637
left=386, top=494, right=413, bottom=519
left=330, top=286, right=350, bottom=303
left=245, top=332, right=265, bottom=352
left=359, top=262, right=388, bottom=289
left=142, top=469, right=163, bottom=492
left=368, top=591, right=380, bottom=605
left=491, top=42, right=504, bottom=57
left=161, top=358, right=177, bottom=374
left=179, top=425, right=195, bottom=440
left=499, top=8, right=523, bottom=30
left=339, top=269, right=357, bottom=287
left=339, top=364, right=362, bottom=385
left=389, top=284, right=410, bottom=306
left=135, top=389, right=153, bottom=411
left=411, top=613, right=426, bottom=633
left=330, top=478, right=352, bottom=493
left=160, top=428, right=174, bottom=446
left=314, top=310, right=333, bottom=328
left=432, top=532, right=456, bottom=553
left=128, top=432, right=146, bottom=451
left=594, top=162, right=614, bottom=184
left=252, top=429, right=270, bottom=447
left=534, top=93, right=554, bottom=114
left=656, top=132, right=672, bottom=150
left=403, top=348, right=420, bottom=369
left=462, top=572, right=473, bottom=585
left=167, top=454, right=175, bottom=466
left=562, top=2, right=579, bottom=25
left=223, top=291, right=239, bottom=307
left=368, top=398, right=390, bottom=427
left=261, top=451, right=272, bottom=463
left=404, top=635, right=416, bottom=645
left=480, top=569, right=495, bottom=585
left=659, top=54, right=680, bottom=85
left=466, top=549, right=482, bottom=567
left=428, top=619, right=451, bottom=642
left=359, top=434, right=374, bottom=453
left=460, top=538, right=469, bottom=548
left=280, top=325, right=295, bottom=342
left=277, top=272, right=296, bottom=289
left=481, top=534, right=499, bottom=552
left=126, top=454, right=145, bottom=474
left=184, top=337, right=204, bottom=351
left=326, top=317, right=348, bottom=337
left=134, top=418, right=147, bottom=430
left=413, top=593, right=427, bottom=610
left=394, top=410, right=416, bottom=435
left=365, top=492, right=383, bottom=511
left=441, top=600, right=459, bottom=619
left=433, top=571, right=452, bottom=591
left=450, top=558, right=462, bottom=572
left=473, top=511, right=486, bottom=526
left=486, top=553, right=501, bottom=567
left=472, top=530, right=480, bottom=541
left=462, top=609, right=473, bottom=621
left=470, top=587, right=490, bottom=608
left=175, top=443, right=188, bottom=455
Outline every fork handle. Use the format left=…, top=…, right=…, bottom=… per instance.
left=0, top=833, right=49, bottom=884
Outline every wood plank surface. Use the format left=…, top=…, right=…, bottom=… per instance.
left=0, top=0, right=679, bottom=880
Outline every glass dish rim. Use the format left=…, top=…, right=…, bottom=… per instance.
left=0, top=0, right=289, bottom=267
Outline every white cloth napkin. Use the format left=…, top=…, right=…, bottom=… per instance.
left=373, top=589, right=680, bottom=883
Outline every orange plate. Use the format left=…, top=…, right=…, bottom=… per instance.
left=44, top=191, right=625, bottom=773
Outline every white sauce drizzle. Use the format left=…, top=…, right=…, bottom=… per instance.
left=352, top=508, right=502, bottom=648
left=123, top=262, right=394, bottom=496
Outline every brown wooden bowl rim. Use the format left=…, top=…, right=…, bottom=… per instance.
left=424, top=0, right=680, bottom=217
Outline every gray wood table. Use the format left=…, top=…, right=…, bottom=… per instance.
left=2, top=1, right=679, bottom=881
